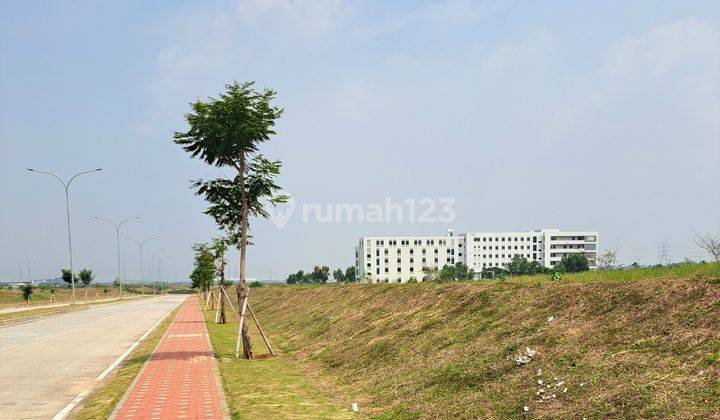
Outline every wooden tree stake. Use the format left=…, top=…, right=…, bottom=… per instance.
left=235, top=289, right=249, bottom=358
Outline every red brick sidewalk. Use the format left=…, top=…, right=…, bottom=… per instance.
left=115, top=296, right=226, bottom=419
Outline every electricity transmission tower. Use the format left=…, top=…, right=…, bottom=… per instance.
left=657, top=241, right=671, bottom=265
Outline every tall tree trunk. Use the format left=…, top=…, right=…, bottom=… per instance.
left=237, top=151, right=252, bottom=358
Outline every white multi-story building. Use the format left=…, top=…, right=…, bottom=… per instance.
left=355, top=229, right=598, bottom=283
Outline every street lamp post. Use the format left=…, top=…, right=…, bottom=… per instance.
left=151, top=249, right=165, bottom=294
left=27, top=168, right=102, bottom=303
left=94, top=216, right=139, bottom=297
left=159, top=256, right=171, bottom=293
left=125, top=237, right=155, bottom=295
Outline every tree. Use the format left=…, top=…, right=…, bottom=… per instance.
left=286, top=270, right=304, bottom=284
left=695, top=232, right=720, bottom=263
left=344, top=266, right=356, bottom=283
left=559, top=253, right=590, bottom=273
left=597, top=250, right=617, bottom=269
left=190, top=243, right=216, bottom=294
left=21, top=283, right=33, bottom=302
left=507, top=255, right=550, bottom=276
left=212, top=237, right=229, bottom=324
left=311, top=266, right=330, bottom=283
left=422, top=266, right=438, bottom=282
left=112, top=278, right=121, bottom=289
left=61, top=269, right=74, bottom=286
left=438, top=265, right=456, bottom=281
left=332, top=268, right=345, bottom=283
left=175, top=81, right=283, bottom=359
left=481, top=266, right=508, bottom=279
left=78, top=269, right=95, bottom=286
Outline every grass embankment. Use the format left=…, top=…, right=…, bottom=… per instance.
left=202, top=307, right=353, bottom=419
left=72, top=303, right=185, bottom=420
left=240, top=263, right=720, bottom=418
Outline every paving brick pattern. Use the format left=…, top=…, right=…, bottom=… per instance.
left=115, top=296, right=225, bottom=419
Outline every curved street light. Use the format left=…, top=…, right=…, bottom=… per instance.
left=158, top=256, right=172, bottom=292
left=151, top=249, right=165, bottom=294
left=94, top=216, right=139, bottom=296
left=27, top=168, right=103, bottom=303
left=124, top=237, right=155, bottom=295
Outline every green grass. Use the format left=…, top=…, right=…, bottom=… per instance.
left=73, top=304, right=183, bottom=420
left=202, top=308, right=354, bottom=419
left=239, top=263, right=720, bottom=418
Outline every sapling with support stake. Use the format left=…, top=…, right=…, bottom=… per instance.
left=174, top=81, right=287, bottom=359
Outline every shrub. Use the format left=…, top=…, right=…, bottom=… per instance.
left=21, top=283, right=34, bottom=301
left=249, top=281, right=264, bottom=288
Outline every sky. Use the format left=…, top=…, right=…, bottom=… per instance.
left=1, top=0, right=719, bottom=283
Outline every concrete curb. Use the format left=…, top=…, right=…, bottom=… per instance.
left=0, top=306, right=88, bottom=328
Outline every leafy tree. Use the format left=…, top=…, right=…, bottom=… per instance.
left=559, top=253, right=589, bottom=272
left=190, top=243, right=216, bottom=293
left=332, top=268, right=345, bottom=283
left=78, top=269, right=95, bottom=286
left=286, top=270, right=304, bottom=284
left=311, top=266, right=330, bottom=283
left=481, top=266, right=508, bottom=279
left=422, top=266, right=438, bottom=282
left=174, top=81, right=284, bottom=359
left=344, top=266, right=356, bottom=283
left=507, top=255, right=550, bottom=276
left=61, top=269, right=74, bottom=286
left=112, top=278, right=121, bottom=289
left=438, top=265, right=456, bottom=281
left=21, top=283, right=33, bottom=302
left=212, top=237, right=229, bottom=324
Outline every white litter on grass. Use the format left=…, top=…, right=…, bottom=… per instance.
left=516, top=348, right=538, bottom=365
left=523, top=406, right=529, bottom=412
left=351, top=403, right=359, bottom=412
left=516, top=356, right=532, bottom=365
left=537, top=379, right=543, bottom=385
left=547, top=316, right=554, bottom=322
left=563, top=387, right=568, bottom=393
left=580, top=382, right=585, bottom=387
left=536, top=369, right=542, bottom=376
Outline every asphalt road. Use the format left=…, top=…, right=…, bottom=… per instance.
left=0, top=295, right=187, bottom=419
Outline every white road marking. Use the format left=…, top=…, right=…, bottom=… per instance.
left=52, top=297, right=186, bottom=420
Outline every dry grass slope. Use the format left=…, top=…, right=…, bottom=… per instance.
left=247, top=263, right=720, bottom=418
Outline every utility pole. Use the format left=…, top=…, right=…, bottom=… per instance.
left=94, top=216, right=139, bottom=297
left=27, top=168, right=103, bottom=303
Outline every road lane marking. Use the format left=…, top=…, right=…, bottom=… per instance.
left=53, top=297, right=186, bottom=420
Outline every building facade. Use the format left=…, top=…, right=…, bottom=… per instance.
left=355, top=229, right=598, bottom=283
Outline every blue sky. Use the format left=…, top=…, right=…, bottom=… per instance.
left=1, top=0, right=719, bottom=282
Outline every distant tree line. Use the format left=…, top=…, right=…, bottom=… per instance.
left=420, top=262, right=475, bottom=282
left=480, top=253, right=590, bottom=279
left=286, top=266, right=356, bottom=284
